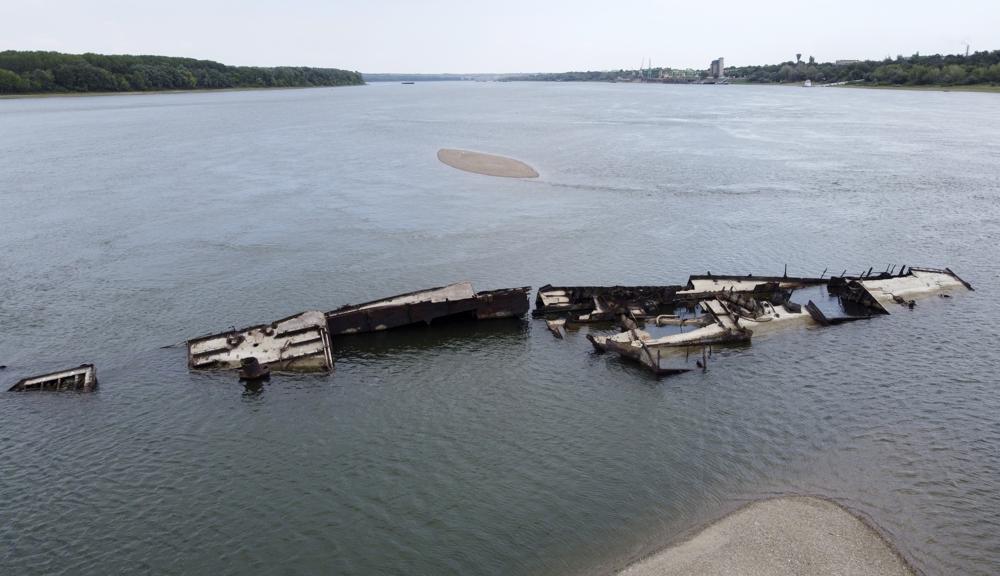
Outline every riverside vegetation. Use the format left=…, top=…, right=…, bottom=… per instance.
left=0, top=51, right=363, bottom=95
left=507, top=50, right=1000, bottom=89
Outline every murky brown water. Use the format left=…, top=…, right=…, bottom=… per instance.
left=1, top=83, right=999, bottom=575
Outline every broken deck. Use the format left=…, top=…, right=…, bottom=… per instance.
left=187, top=310, right=334, bottom=373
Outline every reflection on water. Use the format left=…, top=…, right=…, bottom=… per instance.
left=1, top=83, right=999, bottom=576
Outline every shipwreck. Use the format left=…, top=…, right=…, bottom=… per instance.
left=187, top=310, right=334, bottom=374
left=533, top=285, right=682, bottom=322
left=9, top=364, right=98, bottom=392
left=186, top=282, right=530, bottom=377
left=829, top=266, right=972, bottom=314
left=560, top=265, right=973, bottom=376
left=326, top=282, right=530, bottom=335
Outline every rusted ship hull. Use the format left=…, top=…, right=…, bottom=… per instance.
left=326, top=283, right=530, bottom=336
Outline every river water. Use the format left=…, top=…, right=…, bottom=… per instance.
left=1, top=82, right=998, bottom=575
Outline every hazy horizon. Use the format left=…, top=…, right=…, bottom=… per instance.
left=3, top=0, right=997, bottom=74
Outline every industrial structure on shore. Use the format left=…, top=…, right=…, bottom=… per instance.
left=709, top=57, right=725, bottom=79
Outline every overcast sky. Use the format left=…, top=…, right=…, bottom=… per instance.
left=2, top=0, right=995, bottom=73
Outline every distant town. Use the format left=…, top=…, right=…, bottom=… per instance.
left=369, top=50, right=1000, bottom=90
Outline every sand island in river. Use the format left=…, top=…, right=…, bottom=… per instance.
left=437, top=149, right=539, bottom=178
left=618, top=497, right=914, bottom=576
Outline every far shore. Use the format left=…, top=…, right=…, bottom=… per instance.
left=836, top=83, right=1000, bottom=93
left=724, top=80, right=1000, bottom=93
left=0, top=84, right=365, bottom=100
left=616, top=496, right=915, bottom=576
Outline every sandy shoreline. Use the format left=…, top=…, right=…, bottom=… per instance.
left=437, top=148, right=539, bottom=178
left=617, top=497, right=914, bottom=576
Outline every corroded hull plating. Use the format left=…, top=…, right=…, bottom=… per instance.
left=326, top=283, right=530, bottom=335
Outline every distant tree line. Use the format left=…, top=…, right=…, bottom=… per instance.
left=502, top=50, right=1000, bottom=87
left=504, top=70, right=626, bottom=82
left=0, top=51, right=363, bottom=95
left=728, top=51, right=1000, bottom=86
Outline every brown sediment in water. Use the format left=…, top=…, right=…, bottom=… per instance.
left=437, top=149, right=539, bottom=178
left=617, top=496, right=915, bottom=576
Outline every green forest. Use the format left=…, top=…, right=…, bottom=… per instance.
left=729, top=50, right=1000, bottom=86
left=505, top=50, right=1000, bottom=87
left=0, top=51, right=363, bottom=95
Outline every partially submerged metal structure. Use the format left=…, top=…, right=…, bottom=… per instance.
left=8, top=268, right=970, bottom=389
left=9, top=364, right=98, bottom=392
left=830, top=266, right=973, bottom=314
left=187, top=311, right=334, bottom=374
left=327, top=282, right=530, bottom=335
left=551, top=266, right=973, bottom=376
left=185, top=282, right=530, bottom=377
left=534, top=285, right=681, bottom=322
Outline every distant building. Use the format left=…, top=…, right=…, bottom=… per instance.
left=709, top=57, right=725, bottom=78
left=835, top=60, right=860, bottom=66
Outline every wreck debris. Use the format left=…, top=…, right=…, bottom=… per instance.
left=188, top=310, right=334, bottom=373
left=533, top=285, right=681, bottom=321
left=587, top=298, right=753, bottom=361
left=804, top=301, right=870, bottom=326
left=572, top=265, right=972, bottom=377
left=238, top=357, right=271, bottom=382
left=326, top=282, right=530, bottom=336
left=677, top=273, right=826, bottom=302
left=586, top=292, right=811, bottom=376
left=830, top=267, right=972, bottom=314
left=9, top=364, right=97, bottom=392
left=545, top=318, right=566, bottom=339
left=473, top=287, right=532, bottom=320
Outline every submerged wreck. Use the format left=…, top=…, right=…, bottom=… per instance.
left=187, top=311, right=334, bottom=374
left=676, top=273, right=824, bottom=303
left=326, top=282, right=530, bottom=335
left=829, top=266, right=972, bottom=314
left=562, top=265, right=973, bottom=376
left=533, top=285, right=681, bottom=322
left=587, top=293, right=808, bottom=374
left=186, top=282, right=529, bottom=378
left=9, top=364, right=98, bottom=392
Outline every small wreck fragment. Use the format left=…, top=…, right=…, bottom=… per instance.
left=9, top=364, right=98, bottom=392
left=830, top=267, right=973, bottom=314
left=545, top=318, right=566, bottom=339
left=326, top=282, right=530, bottom=335
left=804, top=300, right=870, bottom=326
left=188, top=311, right=334, bottom=373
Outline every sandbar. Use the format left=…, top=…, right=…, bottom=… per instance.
left=437, top=149, right=539, bottom=178
left=618, top=497, right=914, bottom=576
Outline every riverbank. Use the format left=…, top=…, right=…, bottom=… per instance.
left=617, top=497, right=914, bottom=576
left=727, top=80, right=1000, bottom=93
left=838, top=83, right=1000, bottom=93
left=0, top=84, right=366, bottom=100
